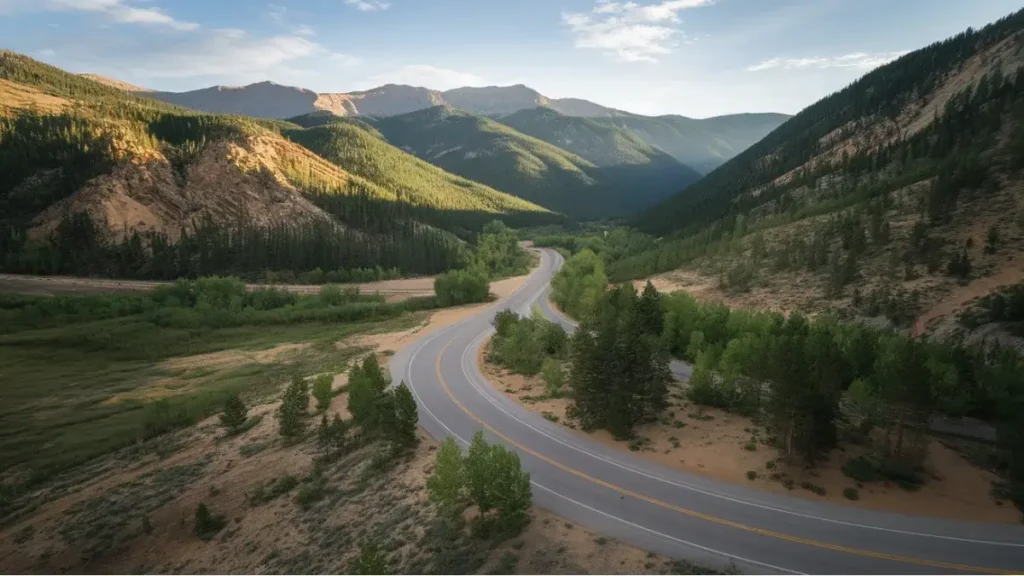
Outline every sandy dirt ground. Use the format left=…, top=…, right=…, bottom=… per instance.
left=919, top=264, right=1024, bottom=330
left=479, top=339, right=1019, bottom=524
left=0, top=360, right=712, bottom=575
left=0, top=273, right=438, bottom=302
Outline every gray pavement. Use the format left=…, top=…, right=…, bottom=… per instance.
left=390, top=249, right=1024, bottom=574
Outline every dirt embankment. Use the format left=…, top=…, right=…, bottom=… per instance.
left=478, top=338, right=1019, bottom=524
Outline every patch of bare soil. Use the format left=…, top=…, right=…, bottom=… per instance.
left=28, top=132, right=343, bottom=242
left=341, top=273, right=534, bottom=364
left=480, top=340, right=1019, bottom=524
left=0, top=379, right=708, bottom=575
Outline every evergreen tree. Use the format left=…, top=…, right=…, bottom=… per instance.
left=348, top=356, right=388, bottom=427
left=219, top=392, right=247, bottom=431
left=393, top=382, right=419, bottom=447
left=277, top=375, right=309, bottom=439
left=568, top=285, right=670, bottom=438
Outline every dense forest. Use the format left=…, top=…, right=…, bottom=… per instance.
left=0, top=52, right=555, bottom=281
left=616, top=9, right=1024, bottom=281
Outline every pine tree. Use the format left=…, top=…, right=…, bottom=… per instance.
left=348, top=356, right=388, bottom=427
left=393, top=382, right=419, bottom=447
left=277, top=375, right=309, bottom=439
left=219, top=392, right=247, bottom=431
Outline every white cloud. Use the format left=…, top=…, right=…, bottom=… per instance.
left=747, top=51, right=909, bottom=72
left=562, top=0, right=712, bottom=62
left=123, top=29, right=358, bottom=79
left=361, top=65, right=485, bottom=90
left=45, top=0, right=197, bottom=30
left=345, top=0, right=390, bottom=12
left=294, top=24, right=316, bottom=36
left=108, top=5, right=198, bottom=30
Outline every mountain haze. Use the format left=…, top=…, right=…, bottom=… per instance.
left=368, top=105, right=698, bottom=217
left=135, top=80, right=788, bottom=173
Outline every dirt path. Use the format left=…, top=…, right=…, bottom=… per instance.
left=0, top=273, right=437, bottom=302
left=918, top=265, right=1024, bottom=329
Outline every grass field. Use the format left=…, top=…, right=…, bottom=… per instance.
left=0, top=278, right=430, bottom=503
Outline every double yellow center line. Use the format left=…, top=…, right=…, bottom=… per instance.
left=433, top=339, right=1018, bottom=575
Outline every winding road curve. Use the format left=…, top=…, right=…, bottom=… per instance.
left=390, top=249, right=1024, bottom=574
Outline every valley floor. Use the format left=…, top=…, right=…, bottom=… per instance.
left=0, top=272, right=726, bottom=574
left=0, top=273, right=438, bottom=303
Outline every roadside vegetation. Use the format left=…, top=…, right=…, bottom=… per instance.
left=548, top=249, right=1024, bottom=515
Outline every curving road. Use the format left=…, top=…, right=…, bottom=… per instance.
left=390, top=249, right=1024, bottom=575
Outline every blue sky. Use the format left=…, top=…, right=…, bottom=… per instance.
left=1, top=0, right=1020, bottom=117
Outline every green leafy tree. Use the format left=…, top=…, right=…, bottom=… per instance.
left=466, top=431, right=498, bottom=512
left=312, top=373, right=334, bottom=412
left=540, top=358, right=565, bottom=398
left=427, top=436, right=466, bottom=512
left=219, top=392, right=247, bottom=431
left=434, top=264, right=490, bottom=306
left=393, top=382, right=419, bottom=447
left=463, top=431, right=532, bottom=530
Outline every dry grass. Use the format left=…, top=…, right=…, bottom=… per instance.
left=0, top=379, right=719, bottom=575
left=0, top=79, right=69, bottom=115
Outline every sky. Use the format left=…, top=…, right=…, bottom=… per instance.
left=0, top=0, right=1020, bottom=118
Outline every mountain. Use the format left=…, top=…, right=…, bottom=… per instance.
left=282, top=112, right=547, bottom=223
left=498, top=107, right=685, bottom=168
left=0, top=51, right=553, bottom=280
left=137, top=80, right=787, bottom=172
left=610, top=9, right=1024, bottom=332
left=368, top=105, right=697, bottom=218
left=591, top=113, right=791, bottom=174
left=146, top=81, right=337, bottom=120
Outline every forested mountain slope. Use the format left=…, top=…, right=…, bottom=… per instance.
left=592, top=112, right=790, bottom=174
left=369, top=106, right=695, bottom=218
left=282, top=112, right=548, bottom=230
left=138, top=79, right=785, bottom=173
left=0, top=51, right=552, bottom=280
left=611, top=9, right=1024, bottom=333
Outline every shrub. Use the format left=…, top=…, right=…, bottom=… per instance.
left=843, top=487, right=860, bottom=500
left=540, top=358, right=565, bottom=398
left=352, top=540, right=388, bottom=575
left=745, top=470, right=757, bottom=481
left=312, top=374, right=334, bottom=412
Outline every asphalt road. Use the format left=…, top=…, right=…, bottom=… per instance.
left=390, top=249, right=1024, bottom=574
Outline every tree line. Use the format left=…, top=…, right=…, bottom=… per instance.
left=550, top=249, right=1024, bottom=510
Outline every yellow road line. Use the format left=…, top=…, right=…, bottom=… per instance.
left=434, top=339, right=1016, bottom=575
